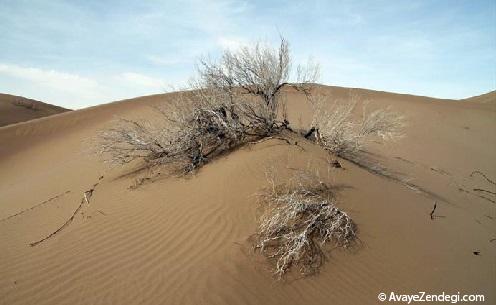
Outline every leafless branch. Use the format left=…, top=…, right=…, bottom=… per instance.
left=30, top=176, right=103, bottom=246
left=0, top=191, right=71, bottom=223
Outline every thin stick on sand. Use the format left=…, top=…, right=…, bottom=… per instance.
left=30, top=176, right=103, bottom=247
left=29, top=195, right=87, bottom=247
left=0, top=191, right=71, bottom=223
left=430, top=202, right=437, bottom=220
left=470, top=171, right=496, bottom=186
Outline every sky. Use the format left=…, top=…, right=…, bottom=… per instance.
left=0, top=0, right=495, bottom=109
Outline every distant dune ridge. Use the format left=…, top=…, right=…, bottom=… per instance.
left=0, top=93, right=70, bottom=127
left=0, top=85, right=495, bottom=305
left=461, top=90, right=496, bottom=106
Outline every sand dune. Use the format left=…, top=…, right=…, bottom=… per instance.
left=461, top=91, right=496, bottom=111
left=0, top=86, right=494, bottom=305
left=0, top=94, right=70, bottom=127
left=462, top=90, right=496, bottom=103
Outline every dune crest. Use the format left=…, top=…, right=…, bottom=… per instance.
left=0, top=93, right=70, bottom=127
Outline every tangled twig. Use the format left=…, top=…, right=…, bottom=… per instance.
left=255, top=170, right=357, bottom=278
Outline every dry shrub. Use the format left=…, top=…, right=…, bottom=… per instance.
left=99, top=37, right=319, bottom=173
left=310, top=94, right=405, bottom=157
left=12, top=98, right=39, bottom=111
left=256, top=170, right=357, bottom=277
left=99, top=92, right=277, bottom=173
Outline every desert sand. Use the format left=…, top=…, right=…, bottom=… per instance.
left=0, top=93, right=69, bottom=127
left=0, top=86, right=494, bottom=304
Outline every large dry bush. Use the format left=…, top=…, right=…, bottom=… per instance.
left=99, top=36, right=404, bottom=177
left=310, top=94, right=405, bottom=157
left=255, top=170, right=357, bottom=277
left=100, top=91, right=289, bottom=173
left=100, top=38, right=319, bottom=173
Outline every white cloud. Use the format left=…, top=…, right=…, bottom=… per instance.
left=0, top=63, right=100, bottom=96
left=0, top=63, right=174, bottom=109
left=120, top=72, right=166, bottom=90
left=147, top=55, right=187, bottom=66
left=216, top=36, right=249, bottom=51
left=0, top=63, right=108, bottom=108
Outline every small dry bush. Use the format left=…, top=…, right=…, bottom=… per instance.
left=12, top=98, right=39, bottom=111
left=256, top=170, right=357, bottom=277
left=310, top=94, right=405, bottom=157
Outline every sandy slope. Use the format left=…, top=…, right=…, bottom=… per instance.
left=0, top=86, right=494, bottom=305
left=0, top=94, right=70, bottom=127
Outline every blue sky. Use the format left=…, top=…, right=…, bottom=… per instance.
left=0, top=0, right=494, bottom=109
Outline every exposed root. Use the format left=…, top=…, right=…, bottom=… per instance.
left=473, top=194, right=496, bottom=204
left=458, top=186, right=496, bottom=204
left=341, top=153, right=450, bottom=204
left=129, top=176, right=153, bottom=189
left=394, top=156, right=415, bottom=165
left=30, top=196, right=86, bottom=246
left=470, top=171, right=496, bottom=202
left=248, top=136, right=292, bottom=146
left=247, top=133, right=304, bottom=151
left=0, top=191, right=71, bottom=223
left=473, top=188, right=496, bottom=196
left=330, top=159, right=343, bottom=169
left=470, top=171, right=496, bottom=186
left=30, top=176, right=103, bottom=246
left=430, top=167, right=451, bottom=176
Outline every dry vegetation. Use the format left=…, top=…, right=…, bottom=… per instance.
left=12, top=98, right=40, bottom=111
left=99, top=37, right=403, bottom=173
left=256, top=169, right=357, bottom=277
left=309, top=94, right=405, bottom=158
left=99, top=38, right=318, bottom=173
left=99, top=37, right=405, bottom=277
